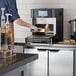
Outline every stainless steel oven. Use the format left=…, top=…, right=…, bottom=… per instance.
left=31, top=8, right=64, bottom=43
left=33, top=18, right=56, bottom=36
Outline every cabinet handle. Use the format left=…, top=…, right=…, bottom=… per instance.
left=21, top=70, right=24, bottom=76
left=37, top=49, right=47, bottom=51
left=49, top=49, right=59, bottom=52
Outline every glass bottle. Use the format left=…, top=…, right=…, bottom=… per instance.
left=1, top=8, right=7, bottom=51
left=5, top=13, right=13, bottom=51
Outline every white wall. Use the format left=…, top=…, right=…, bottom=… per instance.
left=14, top=0, right=76, bottom=42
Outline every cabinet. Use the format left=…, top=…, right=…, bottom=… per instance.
left=24, top=47, right=73, bottom=76
left=49, top=50, right=73, bottom=76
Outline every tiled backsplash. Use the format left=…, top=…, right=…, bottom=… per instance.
left=14, top=0, right=76, bottom=42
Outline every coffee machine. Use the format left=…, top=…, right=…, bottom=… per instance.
left=28, top=8, right=64, bottom=43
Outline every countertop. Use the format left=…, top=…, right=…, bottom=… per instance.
left=31, top=42, right=76, bottom=47
left=0, top=53, right=38, bottom=76
left=30, top=43, right=76, bottom=51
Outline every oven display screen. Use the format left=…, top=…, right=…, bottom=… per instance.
left=38, top=11, right=48, bottom=17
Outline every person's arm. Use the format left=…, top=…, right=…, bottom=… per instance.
left=6, top=0, right=38, bottom=31
left=14, top=18, right=38, bottom=30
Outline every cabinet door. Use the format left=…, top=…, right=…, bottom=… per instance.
left=24, top=48, right=47, bottom=76
left=49, top=50, right=73, bottom=76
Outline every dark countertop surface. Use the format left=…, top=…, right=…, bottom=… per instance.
left=0, top=53, right=38, bottom=76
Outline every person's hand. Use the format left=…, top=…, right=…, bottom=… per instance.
left=31, top=26, right=38, bottom=32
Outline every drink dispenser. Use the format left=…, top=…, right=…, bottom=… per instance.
left=0, top=8, right=13, bottom=58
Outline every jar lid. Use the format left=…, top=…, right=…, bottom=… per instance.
left=69, top=19, right=76, bottom=23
